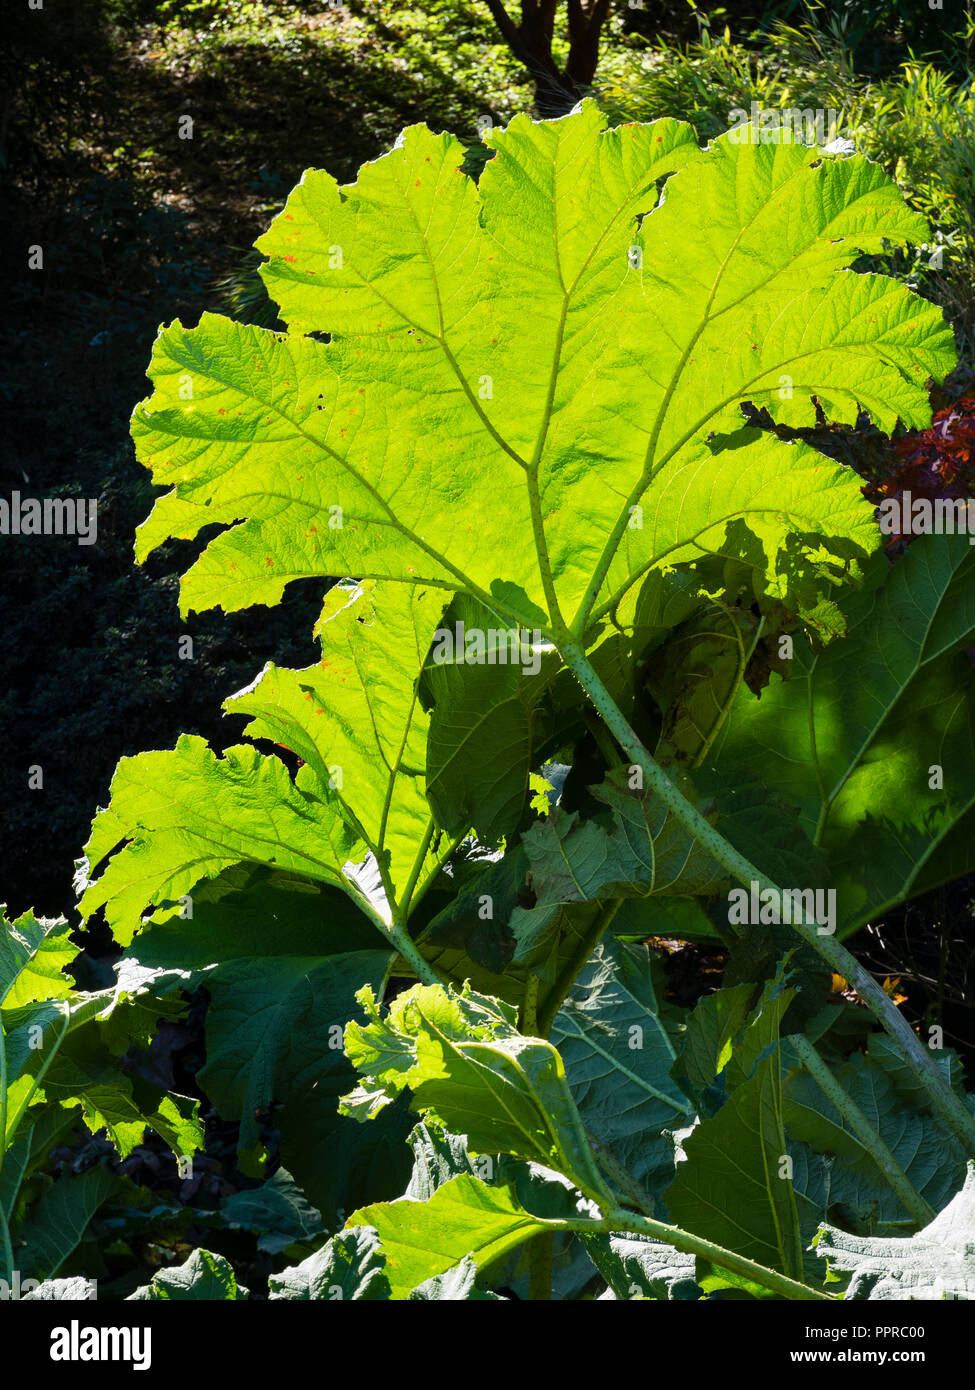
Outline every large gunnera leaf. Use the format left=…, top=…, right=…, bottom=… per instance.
left=340, top=980, right=611, bottom=1204
left=711, top=534, right=975, bottom=935
left=76, top=581, right=444, bottom=940
left=814, top=1162, right=975, bottom=1299
left=551, top=940, right=693, bottom=1198
left=664, top=975, right=806, bottom=1285
left=128, top=1249, right=246, bottom=1301
left=130, top=101, right=947, bottom=636
left=112, top=867, right=412, bottom=1209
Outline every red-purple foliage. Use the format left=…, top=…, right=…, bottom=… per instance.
left=863, top=395, right=975, bottom=547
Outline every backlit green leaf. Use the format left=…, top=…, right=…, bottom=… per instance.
left=76, top=736, right=358, bottom=946
left=228, top=579, right=445, bottom=912
left=0, top=908, right=77, bottom=1009
left=347, top=1173, right=549, bottom=1299
left=130, top=105, right=935, bottom=636
left=341, top=981, right=612, bottom=1203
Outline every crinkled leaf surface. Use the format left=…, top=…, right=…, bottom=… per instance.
left=865, top=1033, right=970, bottom=1111
left=551, top=940, right=692, bottom=1197
left=404, top=1121, right=592, bottom=1217
left=404, top=1121, right=480, bottom=1200
left=22, top=1277, right=98, bottom=1301
left=129, top=102, right=943, bottom=636
left=401, top=1121, right=598, bottom=1299
left=408, top=1254, right=503, bottom=1300
left=341, top=981, right=611, bottom=1203
left=520, top=767, right=728, bottom=903
left=783, top=1046, right=968, bottom=1231
left=127, top=1249, right=245, bottom=1301
left=507, top=769, right=742, bottom=1035
left=220, top=1168, right=325, bottom=1255
left=76, top=736, right=358, bottom=946
left=814, top=1162, right=975, bottom=1300
left=585, top=1231, right=701, bottom=1300
left=269, top=1226, right=391, bottom=1300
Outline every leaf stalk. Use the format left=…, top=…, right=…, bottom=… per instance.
left=558, top=634, right=975, bottom=1157
left=789, top=1034, right=936, bottom=1226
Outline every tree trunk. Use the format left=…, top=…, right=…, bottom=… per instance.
left=483, top=0, right=615, bottom=118
left=565, top=0, right=612, bottom=86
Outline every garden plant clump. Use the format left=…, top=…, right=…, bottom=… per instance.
left=6, top=91, right=975, bottom=1303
